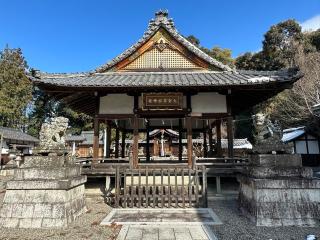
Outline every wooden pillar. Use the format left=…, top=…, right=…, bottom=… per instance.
left=208, top=128, right=213, bottom=156
left=227, top=92, right=234, bottom=158
left=216, top=176, right=221, bottom=194
left=178, top=119, right=183, bottom=162
left=146, top=120, right=150, bottom=162
left=93, top=93, right=100, bottom=161
left=227, top=117, right=234, bottom=158
left=106, top=124, right=111, bottom=158
left=203, top=130, right=207, bottom=158
left=216, top=119, right=222, bottom=157
left=115, top=127, right=120, bottom=158
left=121, top=130, right=126, bottom=158
left=186, top=117, right=193, bottom=168
left=132, top=116, right=139, bottom=168
left=0, top=133, right=3, bottom=169
left=93, top=117, right=99, bottom=160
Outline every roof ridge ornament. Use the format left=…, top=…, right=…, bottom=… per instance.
left=148, top=9, right=175, bottom=29
left=155, top=9, right=169, bottom=19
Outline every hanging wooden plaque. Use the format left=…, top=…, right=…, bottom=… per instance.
left=142, top=92, right=183, bottom=110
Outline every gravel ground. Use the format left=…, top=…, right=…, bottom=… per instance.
left=0, top=190, right=119, bottom=240
left=210, top=199, right=320, bottom=240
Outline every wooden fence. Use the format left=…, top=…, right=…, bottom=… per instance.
left=113, top=165, right=207, bottom=208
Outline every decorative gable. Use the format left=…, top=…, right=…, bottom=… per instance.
left=96, top=11, right=232, bottom=73
left=123, top=47, right=200, bottom=70
left=121, top=29, right=205, bottom=71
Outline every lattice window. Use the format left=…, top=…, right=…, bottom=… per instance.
left=123, top=48, right=200, bottom=70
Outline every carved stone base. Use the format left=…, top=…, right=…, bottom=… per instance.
left=239, top=154, right=320, bottom=226
left=0, top=155, right=87, bottom=228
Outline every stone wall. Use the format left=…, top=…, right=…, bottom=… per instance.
left=239, top=154, right=320, bottom=227
left=0, top=184, right=86, bottom=228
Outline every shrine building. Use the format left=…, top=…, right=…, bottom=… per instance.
left=32, top=10, right=302, bottom=169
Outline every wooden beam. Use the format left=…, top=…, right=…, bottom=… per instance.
left=136, top=109, right=189, bottom=118
left=186, top=117, right=193, bottom=168
left=97, top=114, right=134, bottom=119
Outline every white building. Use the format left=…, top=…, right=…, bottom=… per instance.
left=0, top=127, right=39, bottom=164
left=282, top=126, right=320, bottom=166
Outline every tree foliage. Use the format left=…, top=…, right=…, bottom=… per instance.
left=186, top=35, right=234, bottom=67
left=236, top=19, right=303, bottom=70
left=235, top=19, right=320, bottom=130
left=0, top=46, right=32, bottom=128
left=27, top=88, right=93, bottom=137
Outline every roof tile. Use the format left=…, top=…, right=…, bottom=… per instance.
left=35, top=69, right=300, bottom=88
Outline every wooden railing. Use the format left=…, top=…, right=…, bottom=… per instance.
left=113, top=165, right=207, bottom=208
left=77, top=157, right=248, bottom=176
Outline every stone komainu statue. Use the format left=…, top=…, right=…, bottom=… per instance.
left=39, top=117, right=69, bottom=149
left=253, top=113, right=282, bottom=144
left=252, top=113, right=290, bottom=153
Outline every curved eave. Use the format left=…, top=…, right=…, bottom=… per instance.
left=31, top=69, right=302, bottom=116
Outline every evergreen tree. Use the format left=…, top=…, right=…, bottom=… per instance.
left=236, top=19, right=303, bottom=70
left=186, top=35, right=234, bottom=67
left=27, top=87, right=58, bottom=136
left=0, top=46, right=32, bottom=128
left=28, top=87, right=93, bottom=137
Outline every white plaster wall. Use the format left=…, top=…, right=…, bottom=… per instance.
left=191, top=92, right=227, bottom=113
left=1, top=140, right=9, bottom=154
left=295, top=140, right=307, bottom=154
left=99, top=94, right=134, bottom=114
left=308, top=141, right=320, bottom=154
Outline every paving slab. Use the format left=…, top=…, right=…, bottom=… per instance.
left=102, top=208, right=221, bottom=239
left=101, top=208, right=222, bottom=225
left=116, top=225, right=218, bottom=240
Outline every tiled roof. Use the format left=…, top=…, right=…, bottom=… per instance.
left=95, top=10, right=232, bottom=72
left=312, top=103, right=320, bottom=114
left=0, top=127, right=39, bottom=143
left=65, top=135, right=86, bottom=142
left=125, top=138, right=252, bottom=149
left=149, top=129, right=179, bottom=137
left=34, top=69, right=300, bottom=88
left=75, top=131, right=104, bottom=145
left=282, top=126, right=306, bottom=142
left=220, top=138, right=252, bottom=149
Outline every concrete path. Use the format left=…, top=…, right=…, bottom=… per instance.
left=116, top=225, right=218, bottom=240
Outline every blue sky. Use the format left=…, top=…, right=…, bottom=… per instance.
left=0, top=0, right=319, bottom=72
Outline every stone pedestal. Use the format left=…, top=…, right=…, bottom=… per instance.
left=0, top=155, right=87, bottom=228
left=239, top=154, right=320, bottom=227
